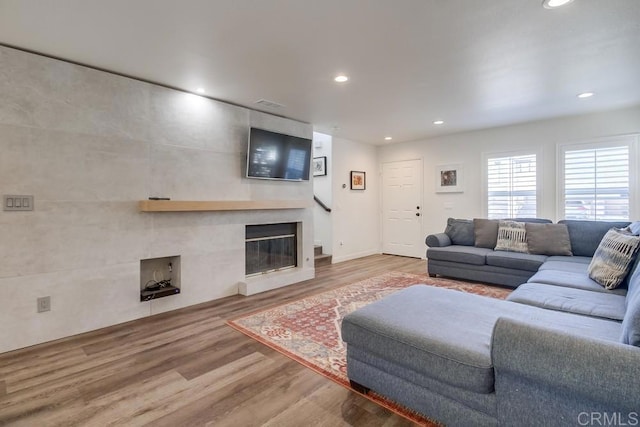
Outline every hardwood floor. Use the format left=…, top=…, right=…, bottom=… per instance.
left=0, top=254, right=428, bottom=426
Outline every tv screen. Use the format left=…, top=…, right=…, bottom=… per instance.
left=246, top=128, right=312, bottom=181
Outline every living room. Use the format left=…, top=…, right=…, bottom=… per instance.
left=1, top=0, right=640, bottom=425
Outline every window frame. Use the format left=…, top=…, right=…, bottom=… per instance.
left=556, top=135, right=638, bottom=222
left=482, top=149, right=541, bottom=220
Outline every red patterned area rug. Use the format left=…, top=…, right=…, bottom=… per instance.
left=227, top=271, right=511, bottom=426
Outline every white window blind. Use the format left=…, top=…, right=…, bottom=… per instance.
left=487, top=154, right=537, bottom=219
left=562, top=145, right=629, bottom=221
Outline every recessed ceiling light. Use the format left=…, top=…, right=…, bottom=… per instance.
left=384, top=136, right=393, bottom=141
left=334, top=75, right=349, bottom=83
left=433, top=120, right=444, bottom=125
left=196, top=87, right=206, bottom=94
left=577, top=92, right=594, bottom=98
left=542, top=0, right=574, bottom=9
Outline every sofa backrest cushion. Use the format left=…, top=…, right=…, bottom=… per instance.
left=558, top=220, right=631, bottom=257
left=625, top=221, right=640, bottom=236
left=525, top=223, right=573, bottom=256
left=625, top=255, right=640, bottom=308
left=507, top=218, right=552, bottom=224
left=621, top=291, right=640, bottom=346
left=444, top=218, right=475, bottom=246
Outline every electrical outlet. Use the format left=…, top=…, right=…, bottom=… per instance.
left=37, top=296, right=51, bottom=313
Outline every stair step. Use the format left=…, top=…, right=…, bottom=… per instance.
left=314, top=253, right=332, bottom=267
left=314, top=245, right=323, bottom=256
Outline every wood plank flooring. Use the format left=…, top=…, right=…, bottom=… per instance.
left=0, top=254, right=428, bottom=426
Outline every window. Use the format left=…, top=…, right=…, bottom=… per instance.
left=486, top=153, right=537, bottom=219
left=559, top=137, right=636, bottom=221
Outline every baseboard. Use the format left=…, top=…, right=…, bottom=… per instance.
left=332, top=249, right=379, bottom=264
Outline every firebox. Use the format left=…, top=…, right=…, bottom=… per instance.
left=245, top=223, right=297, bottom=276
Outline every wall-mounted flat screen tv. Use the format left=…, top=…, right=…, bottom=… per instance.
left=246, top=128, right=312, bottom=181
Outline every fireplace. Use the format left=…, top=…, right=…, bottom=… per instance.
left=246, top=223, right=298, bottom=276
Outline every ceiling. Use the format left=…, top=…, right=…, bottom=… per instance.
left=1, top=0, right=639, bottom=145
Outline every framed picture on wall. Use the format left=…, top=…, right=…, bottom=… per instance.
left=435, top=164, right=464, bottom=193
left=313, top=156, right=327, bottom=176
left=350, top=171, right=366, bottom=190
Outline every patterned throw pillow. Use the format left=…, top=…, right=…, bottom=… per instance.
left=588, top=228, right=640, bottom=290
left=494, top=220, right=528, bottom=253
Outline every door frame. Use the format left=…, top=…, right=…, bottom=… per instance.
left=379, top=158, right=425, bottom=258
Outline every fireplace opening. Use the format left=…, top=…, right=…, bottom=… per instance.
left=246, top=223, right=298, bottom=276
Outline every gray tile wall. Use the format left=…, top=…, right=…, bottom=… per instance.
left=0, top=46, right=314, bottom=353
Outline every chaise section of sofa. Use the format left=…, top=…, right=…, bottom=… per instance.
left=342, top=283, right=635, bottom=426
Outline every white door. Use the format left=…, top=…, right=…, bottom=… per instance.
left=382, top=159, right=424, bottom=258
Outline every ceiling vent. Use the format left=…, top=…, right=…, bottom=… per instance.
left=255, top=99, right=285, bottom=109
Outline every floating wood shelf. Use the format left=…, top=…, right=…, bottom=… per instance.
left=138, top=199, right=313, bottom=212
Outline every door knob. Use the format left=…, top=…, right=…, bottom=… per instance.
left=416, top=213, right=421, bottom=217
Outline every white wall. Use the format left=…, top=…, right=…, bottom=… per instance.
left=0, top=46, right=314, bottom=353
left=331, top=137, right=380, bottom=263
left=312, top=132, right=332, bottom=254
left=379, top=105, right=640, bottom=242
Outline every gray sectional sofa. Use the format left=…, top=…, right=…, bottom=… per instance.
left=426, top=218, right=631, bottom=287
left=341, top=219, right=640, bottom=426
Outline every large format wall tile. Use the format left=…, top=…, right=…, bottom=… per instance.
left=0, top=124, right=149, bottom=202
left=0, top=45, right=314, bottom=353
left=0, top=264, right=147, bottom=353
left=148, top=144, right=250, bottom=200
left=148, top=87, right=249, bottom=152
left=0, top=47, right=151, bottom=141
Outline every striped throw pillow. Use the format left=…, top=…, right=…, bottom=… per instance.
left=494, top=220, right=528, bottom=253
left=588, top=228, right=640, bottom=290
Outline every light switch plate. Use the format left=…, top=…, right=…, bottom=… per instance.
left=3, top=195, right=34, bottom=211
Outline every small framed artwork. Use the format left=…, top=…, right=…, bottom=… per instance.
left=313, top=156, right=327, bottom=176
left=350, top=171, right=366, bottom=190
left=435, top=164, right=464, bottom=193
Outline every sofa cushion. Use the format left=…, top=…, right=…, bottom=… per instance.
left=539, top=260, right=590, bottom=273
left=445, top=218, right=475, bottom=246
left=494, top=220, right=528, bottom=253
left=342, top=285, right=499, bottom=394
left=525, top=223, right=573, bottom=256
left=621, top=240, right=640, bottom=344
left=621, top=291, right=640, bottom=346
left=486, top=251, right=547, bottom=272
left=527, top=270, right=628, bottom=296
left=588, top=228, right=640, bottom=290
left=508, top=283, right=626, bottom=321
left=558, top=220, right=631, bottom=257
left=506, top=218, right=552, bottom=224
left=544, top=255, right=592, bottom=265
left=474, top=218, right=499, bottom=249
left=427, top=246, right=492, bottom=266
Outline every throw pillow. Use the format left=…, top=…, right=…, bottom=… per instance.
left=525, top=223, right=573, bottom=256
left=588, top=228, right=640, bottom=290
left=444, top=218, right=475, bottom=246
left=494, top=220, right=528, bottom=253
left=474, top=218, right=499, bottom=249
